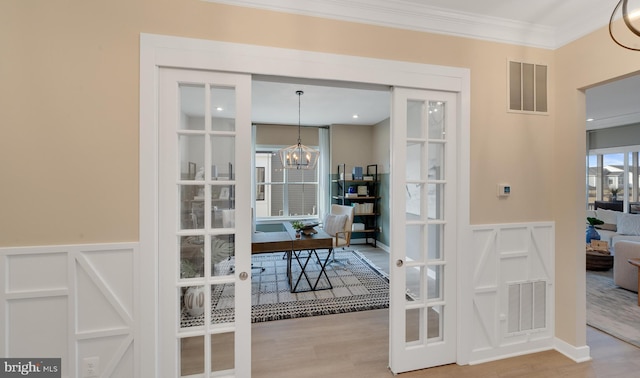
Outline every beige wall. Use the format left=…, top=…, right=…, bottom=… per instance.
left=255, top=124, right=319, bottom=146
left=1, top=1, right=555, bottom=245
left=3, top=0, right=638, bottom=347
left=330, top=124, right=374, bottom=174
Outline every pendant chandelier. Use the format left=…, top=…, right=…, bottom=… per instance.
left=609, top=0, right=640, bottom=51
left=278, top=90, right=319, bottom=170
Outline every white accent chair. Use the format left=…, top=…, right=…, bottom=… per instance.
left=324, top=204, right=355, bottom=265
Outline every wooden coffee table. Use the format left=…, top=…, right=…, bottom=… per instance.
left=585, top=251, right=613, bottom=271
left=628, top=258, right=640, bottom=306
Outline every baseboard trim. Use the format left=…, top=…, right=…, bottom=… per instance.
left=554, top=337, right=592, bottom=363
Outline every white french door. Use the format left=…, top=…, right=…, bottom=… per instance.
left=389, top=88, right=458, bottom=373
left=158, top=68, right=252, bottom=377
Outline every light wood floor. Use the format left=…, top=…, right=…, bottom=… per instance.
left=252, top=246, right=640, bottom=377
left=253, top=308, right=640, bottom=377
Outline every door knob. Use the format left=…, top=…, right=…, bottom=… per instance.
left=239, top=272, right=249, bottom=280
left=396, top=259, right=404, bottom=267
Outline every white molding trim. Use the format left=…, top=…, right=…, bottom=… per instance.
left=140, top=33, right=471, bottom=376
left=203, top=0, right=613, bottom=50
left=555, top=337, right=592, bottom=363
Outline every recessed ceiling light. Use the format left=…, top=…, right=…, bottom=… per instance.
left=216, top=107, right=224, bottom=112
left=352, top=114, right=359, bottom=119
left=587, top=118, right=594, bottom=122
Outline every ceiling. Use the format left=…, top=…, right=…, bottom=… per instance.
left=205, top=0, right=640, bottom=129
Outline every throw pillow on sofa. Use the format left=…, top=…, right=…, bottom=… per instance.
left=617, top=213, right=640, bottom=236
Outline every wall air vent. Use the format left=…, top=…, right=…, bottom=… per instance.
left=508, top=60, right=548, bottom=114
left=507, top=280, right=546, bottom=334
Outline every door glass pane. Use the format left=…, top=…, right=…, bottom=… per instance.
left=427, top=305, right=443, bottom=341
left=180, top=335, right=204, bottom=376
left=211, top=282, right=235, bottom=324
left=212, top=185, right=235, bottom=229
left=406, top=224, right=424, bottom=262
left=407, top=100, right=424, bottom=139
left=181, top=236, right=204, bottom=278
left=427, top=265, right=443, bottom=301
left=211, top=234, right=234, bottom=277
left=406, top=142, right=423, bottom=181
left=180, top=135, right=205, bottom=180
left=181, top=185, right=204, bottom=230
left=428, top=101, right=445, bottom=139
left=427, top=183, right=444, bottom=220
left=180, top=84, right=205, bottom=131
left=406, top=265, right=422, bottom=302
left=428, top=143, right=444, bottom=180
left=181, top=285, right=206, bottom=329
left=427, top=224, right=443, bottom=260
left=210, top=86, right=236, bottom=132
left=406, top=308, right=421, bottom=343
left=406, top=183, right=422, bottom=220
left=210, top=135, right=235, bottom=180
left=211, top=332, right=235, bottom=373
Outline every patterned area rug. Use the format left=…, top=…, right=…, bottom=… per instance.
left=586, top=269, right=640, bottom=347
left=181, top=249, right=389, bottom=327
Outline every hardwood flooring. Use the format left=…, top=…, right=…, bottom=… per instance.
left=251, top=246, right=640, bottom=377
left=252, top=308, right=640, bottom=377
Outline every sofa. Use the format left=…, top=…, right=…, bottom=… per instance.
left=587, top=208, right=640, bottom=292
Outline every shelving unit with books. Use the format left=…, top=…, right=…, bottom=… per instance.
left=332, top=163, right=380, bottom=246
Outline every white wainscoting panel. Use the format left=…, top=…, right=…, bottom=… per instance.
left=0, top=242, right=137, bottom=378
left=468, top=222, right=555, bottom=364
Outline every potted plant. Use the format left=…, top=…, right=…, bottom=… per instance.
left=291, top=220, right=304, bottom=238
left=610, top=186, right=620, bottom=201
left=586, top=217, right=603, bottom=244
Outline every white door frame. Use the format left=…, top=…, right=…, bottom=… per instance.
left=139, top=33, right=471, bottom=377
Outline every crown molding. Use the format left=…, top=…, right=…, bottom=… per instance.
left=205, top=0, right=614, bottom=49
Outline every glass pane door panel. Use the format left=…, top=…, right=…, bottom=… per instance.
left=427, top=265, right=443, bottom=301
left=211, top=282, right=235, bottom=324
left=406, top=308, right=421, bottom=343
left=405, top=224, right=424, bottom=262
left=211, top=332, right=235, bottom=373
left=406, top=265, right=423, bottom=302
left=179, top=135, right=205, bottom=178
left=427, top=184, right=444, bottom=220
left=210, top=86, right=236, bottom=132
left=427, top=306, right=443, bottom=341
left=180, top=336, right=204, bottom=376
left=406, top=100, right=425, bottom=139
left=180, top=84, right=205, bottom=131
left=406, top=142, right=423, bottom=181
left=210, top=135, right=235, bottom=180
left=427, top=224, right=443, bottom=260
left=211, top=185, right=235, bottom=229
left=181, top=236, right=204, bottom=278
left=181, top=185, right=204, bottom=230
left=406, top=183, right=422, bottom=220
left=181, top=285, right=206, bottom=329
left=210, top=234, right=235, bottom=276
left=428, top=101, right=445, bottom=140
left=428, top=143, right=445, bottom=180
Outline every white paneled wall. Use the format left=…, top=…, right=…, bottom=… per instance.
left=468, top=222, right=555, bottom=364
left=0, top=243, right=137, bottom=377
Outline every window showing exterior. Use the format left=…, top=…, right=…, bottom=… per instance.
left=587, top=150, right=640, bottom=210
left=255, top=150, right=319, bottom=219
